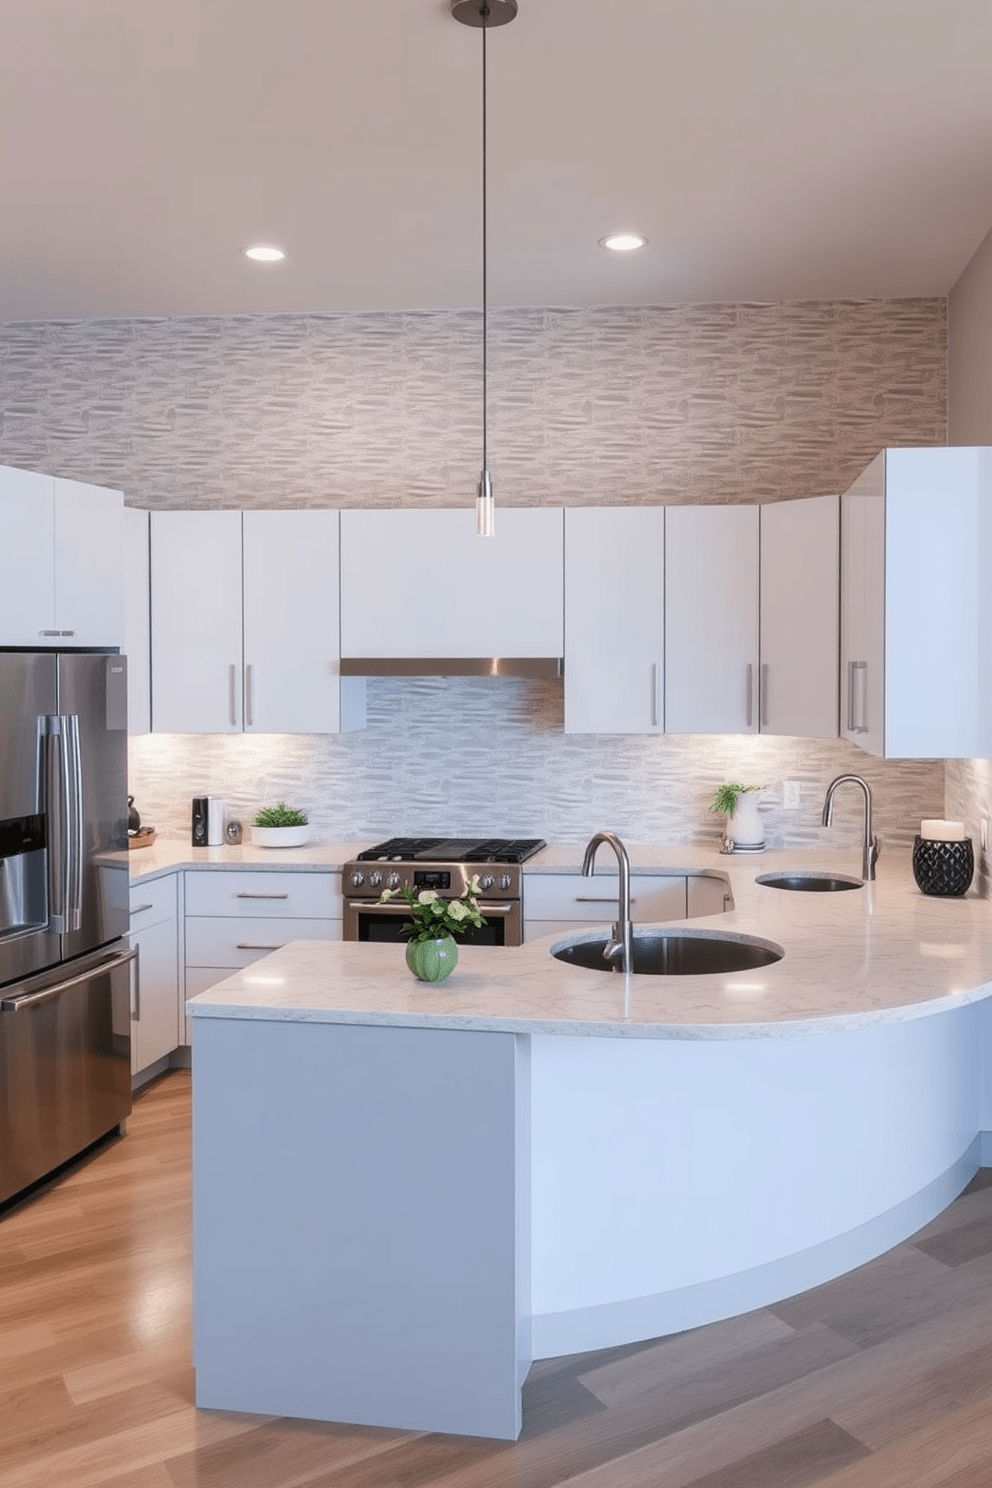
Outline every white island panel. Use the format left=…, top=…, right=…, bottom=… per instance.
left=192, top=1016, right=531, bottom=1440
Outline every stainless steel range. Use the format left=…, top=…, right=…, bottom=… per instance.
left=342, top=837, right=546, bottom=947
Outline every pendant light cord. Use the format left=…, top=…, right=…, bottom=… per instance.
left=481, top=7, right=489, bottom=473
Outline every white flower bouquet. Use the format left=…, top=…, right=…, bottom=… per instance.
left=379, top=879, right=487, bottom=943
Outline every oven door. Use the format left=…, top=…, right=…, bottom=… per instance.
left=344, top=898, right=520, bottom=947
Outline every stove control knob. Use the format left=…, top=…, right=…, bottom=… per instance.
left=387, top=872, right=401, bottom=890
left=479, top=874, right=495, bottom=891
left=499, top=873, right=512, bottom=891
left=368, top=871, right=382, bottom=889
left=350, top=870, right=364, bottom=888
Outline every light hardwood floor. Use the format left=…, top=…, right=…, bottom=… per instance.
left=1, top=1070, right=991, bottom=1487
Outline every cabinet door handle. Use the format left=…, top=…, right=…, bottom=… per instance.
left=246, top=664, right=255, bottom=727
left=229, top=664, right=238, bottom=727
left=651, top=662, right=661, bottom=728
left=236, top=892, right=289, bottom=900
left=236, top=942, right=284, bottom=952
left=130, top=903, right=155, bottom=916
left=760, top=663, right=769, bottom=728
left=848, top=661, right=869, bottom=733
left=745, top=663, right=754, bottom=728
left=130, top=949, right=141, bottom=1021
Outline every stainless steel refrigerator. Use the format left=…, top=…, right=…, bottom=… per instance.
left=0, top=650, right=133, bottom=1207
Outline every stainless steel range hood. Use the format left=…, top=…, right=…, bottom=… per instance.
left=339, top=656, right=563, bottom=678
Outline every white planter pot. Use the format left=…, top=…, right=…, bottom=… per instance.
left=251, top=825, right=311, bottom=848
left=727, top=793, right=765, bottom=852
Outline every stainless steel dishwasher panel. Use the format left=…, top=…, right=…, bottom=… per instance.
left=0, top=944, right=135, bottom=1206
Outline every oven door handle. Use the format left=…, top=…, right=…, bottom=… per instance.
left=345, top=899, right=514, bottom=916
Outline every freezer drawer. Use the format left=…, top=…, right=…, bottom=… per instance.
left=0, top=943, right=134, bottom=1206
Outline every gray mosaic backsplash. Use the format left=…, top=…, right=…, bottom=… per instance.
left=129, top=678, right=944, bottom=860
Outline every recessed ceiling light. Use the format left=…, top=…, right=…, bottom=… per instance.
left=243, top=245, right=287, bottom=263
left=598, top=233, right=648, bottom=253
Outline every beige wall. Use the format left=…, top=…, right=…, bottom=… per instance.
left=949, top=225, right=992, bottom=445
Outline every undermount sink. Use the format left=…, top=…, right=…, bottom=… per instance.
left=551, top=928, right=783, bottom=976
left=756, top=871, right=863, bottom=892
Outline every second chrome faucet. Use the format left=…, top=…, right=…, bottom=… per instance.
left=822, top=774, right=879, bottom=881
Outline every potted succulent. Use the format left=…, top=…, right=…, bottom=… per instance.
left=710, top=783, right=765, bottom=853
left=251, top=803, right=310, bottom=848
left=379, top=878, right=487, bottom=983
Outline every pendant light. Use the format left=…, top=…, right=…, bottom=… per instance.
left=452, top=0, right=517, bottom=537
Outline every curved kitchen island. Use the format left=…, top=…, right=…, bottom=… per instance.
left=186, top=849, right=992, bottom=1440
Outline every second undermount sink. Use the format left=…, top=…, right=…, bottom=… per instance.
left=755, top=871, right=863, bottom=892
left=551, top=928, right=783, bottom=976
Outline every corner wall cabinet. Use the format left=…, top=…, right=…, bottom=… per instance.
left=0, top=465, right=124, bottom=648
left=564, top=507, right=665, bottom=734
left=840, top=447, right=992, bottom=759
left=150, top=509, right=365, bottom=734
left=340, top=508, right=565, bottom=663
left=123, top=508, right=151, bottom=735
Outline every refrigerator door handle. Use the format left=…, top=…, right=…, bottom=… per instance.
left=44, top=716, right=69, bottom=934
left=1, top=945, right=137, bottom=1013
left=64, top=714, right=84, bottom=932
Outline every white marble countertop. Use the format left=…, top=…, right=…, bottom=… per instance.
left=181, top=844, right=992, bottom=1039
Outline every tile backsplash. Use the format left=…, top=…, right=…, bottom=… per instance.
left=130, top=676, right=944, bottom=859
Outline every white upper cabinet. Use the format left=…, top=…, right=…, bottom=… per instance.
left=242, top=509, right=365, bottom=734
left=151, top=509, right=365, bottom=735
left=151, top=511, right=244, bottom=733
left=564, top=507, right=665, bottom=733
left=0, top=466, right=124, bottom=648
left=759, top=496, right=839, bottom=738
left=841, top=447, right=992, bottom=759
left=665, top=506, right=760, bottom=734
left=123, top=508, right=151, bottom=735
left=340, top=508, right=564, bottom=660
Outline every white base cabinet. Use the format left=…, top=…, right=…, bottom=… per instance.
left=128, top=875, right=180, bottom=1081
left=0, top=465, right=124, bottom=648
left=182, top=869, right=342, bottom=1043
left=564, top=507, right=665, bottom=733
left=841, top=447, right=992, bottom=758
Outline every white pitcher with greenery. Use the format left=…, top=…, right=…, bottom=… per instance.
left=710, top=783, right=765, bottom=853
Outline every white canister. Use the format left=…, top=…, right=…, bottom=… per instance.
left=207, top=797, right=225, bottom=846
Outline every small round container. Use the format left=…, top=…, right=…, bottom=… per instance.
left=912, top=836, right=974, bottom=897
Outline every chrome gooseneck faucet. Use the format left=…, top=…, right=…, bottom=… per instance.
left=581, top=831, right=634, bottom=973
left=821, top=774, right=879, bottom=881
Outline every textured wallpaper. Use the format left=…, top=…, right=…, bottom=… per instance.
left=0, top=299, right=946, bottom=509
left=0, top=297, right=963, bottom=865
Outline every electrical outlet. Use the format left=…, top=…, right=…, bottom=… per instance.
left=783, top=780, right=801, bottom=811
left=982, top=819, right=988, bottom=853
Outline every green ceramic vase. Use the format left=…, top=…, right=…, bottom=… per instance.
left=405, top=936, right=458, bottom=983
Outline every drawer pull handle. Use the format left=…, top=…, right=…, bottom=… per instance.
left=131, top=902, right=155, bottom=916
left=236, top=942, right=284, bottom=951
left=573, top=895, right=638, bottom=904
left=236, top=892, right=290, bottom=900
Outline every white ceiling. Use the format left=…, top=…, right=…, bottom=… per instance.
left=3, top=0, right=992, bottom=320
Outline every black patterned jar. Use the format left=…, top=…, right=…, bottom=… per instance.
left=912, top=836, right=974, bottom=897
